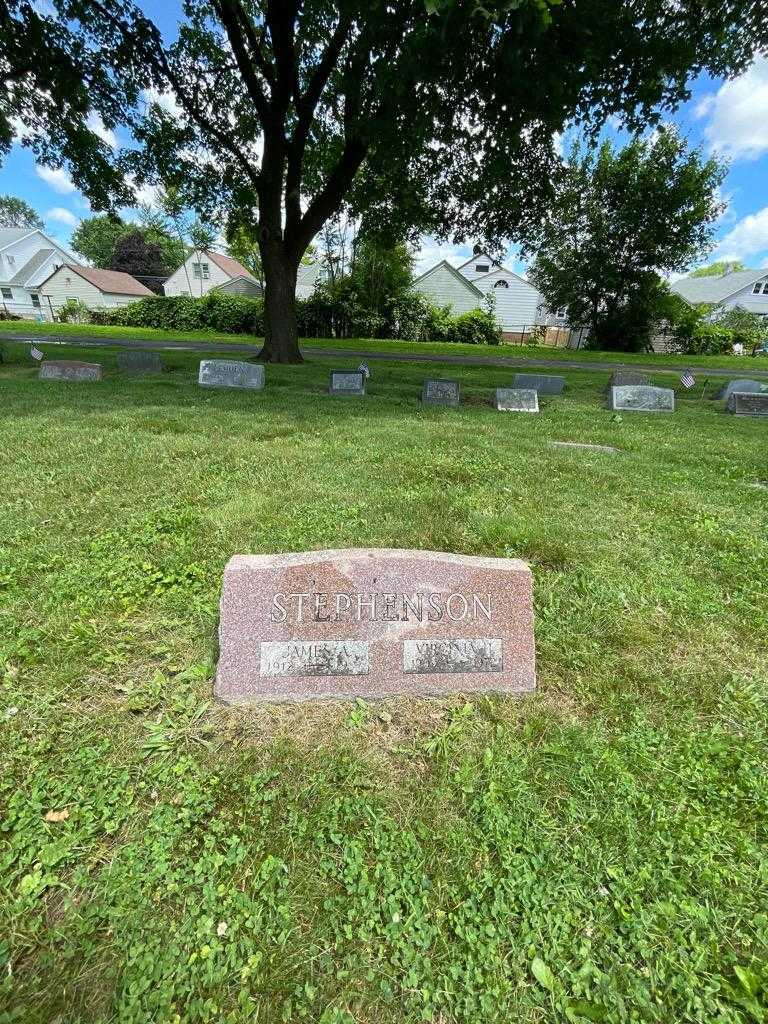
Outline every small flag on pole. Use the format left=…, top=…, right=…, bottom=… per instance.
left=30, top=346, right=44, bottom=362
left=680, top=369, right=696, bottom=389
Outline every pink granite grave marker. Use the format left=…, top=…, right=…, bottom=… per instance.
left=215, top=549, right=535, bottom=703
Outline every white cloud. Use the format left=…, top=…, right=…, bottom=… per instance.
left=413, top=239, right=471, bottom=275
left=45, top=206, right=80, bottom=228
left=696, top=57, right=768, bottom=160
left=716, top=206, right=768, bottom=263
left=141, top=87, right=183, bottom=120
left=36, top=165, right=76, bottom=194
left=86, top=112, right=118, bottom=149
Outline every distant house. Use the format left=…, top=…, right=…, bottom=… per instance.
left=39, top=264, right=153, bottom=311
left=163, top=250, right=262, bottom=298
left=0, top=228, right=73, bottom=318
left=671, top=267, right=768, bottom=315
left=413, top=251, right=553, bottom=338
left=296, top=261, right=325, bottom=299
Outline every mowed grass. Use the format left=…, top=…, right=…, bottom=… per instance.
left=1, top=343, right=767, bottom=1024
left=1, top=318, right=768, bottom=372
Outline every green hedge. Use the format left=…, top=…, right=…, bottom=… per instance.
left=89, top=293, right=265, bottom=335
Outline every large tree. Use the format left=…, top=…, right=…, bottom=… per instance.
left=108, top=228, right=169, bottom=292
left=524, top=131, right=727, bottom=350
left=689, top=260, right=746, bottom=277
left=0, top=194, right=43, bottom=229
left=71, top=212, right=186, bottom=271
left=2, top=1, right=767, bottom=361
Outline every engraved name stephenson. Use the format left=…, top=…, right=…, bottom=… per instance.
left=403, top=638, right=503, bottom=674
left=269, top=591, right=493, bottom=624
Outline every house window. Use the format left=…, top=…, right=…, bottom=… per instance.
left=762, top=282, right=768, bottom=294
left=1, top=287, right=12, bottom=300
left=493, top=279, right=509, bottom=288
left=753, top=282, right=762, bottom=293
left=202, top=263, right=210, bottom=279
left=30, top=293, right=41, bottom=308
left=193, top=263, right=211, bottom=280
left=475, top=264, right=489, bottom=273
left=193, top=263, right=201, bottom=278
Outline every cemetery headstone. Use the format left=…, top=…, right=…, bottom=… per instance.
left=215, top=548, right=536, bottom=703
left=39, top=360, right=102, bottom=382
left=608, top=385, right=675, bottom=413
left=117, top=350, right=165, bottom=374
left=422, top=378, right=460, bottom=407
left=550, top=441, right=619, bottom=454
left=608, top=370, right=651, bottom=388
left=512, top=373, right=566, bottom=395
left=329, top=370, right=366, bottom=396
left=715, top=379, right=766, bottom=402
left=726, top=391, right=768, bottom=417
left=494, top=388, right=539, bottom=413
left=198, top=359, right=265, bottom=390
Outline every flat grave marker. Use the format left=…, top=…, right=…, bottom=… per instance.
left=550, top=441, right=620, bottom=454
left=39, top=360, right=102, bottom=383
left=215, top=548, right=536, bottom=703
left=422, top=378, right=460, bottom=407
left=608, top=384, right=675, bottom=413
left=512, top=373, right=565, bottom=395
left=716, top=379, right=766, bottom=403
left=198, top=359, right=265, bottom=390
left=608, top=370, right=651, bottom=388
left=117, top=350, right=165, bottom=374
left=329, top=370, right=366, bottom=396
left=726, top=391, right=768, bottom=417
left=494, top=388, right=539, bottom=413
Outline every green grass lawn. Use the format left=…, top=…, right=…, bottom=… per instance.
left=1, top=344, right=767, bottom=1023
left=1, top=318, right=767, bottom=372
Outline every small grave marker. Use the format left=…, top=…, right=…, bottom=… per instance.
left=39, top=360, right=102, bottom=383
left=494, top=388, right=539, bottom=413
left=117, top=350, right=165, bottom=374
left=215, top=549, right=536, bottom=703
left=329, top=370, right=366, bottom=396
left=422, top=378, right=460, bottom=407
left=608, top=370, right=651, bottom=388
left=726, top=391, right=768, bottom=417
left=550, top=441, right=619, bottom=454
left=198, top=360, right=265, bottom=390
left=608, top=385, right=675, bottom=413
left=512, top=373, right=565, bottom=395
left=715, top=379, right=766, bottom=403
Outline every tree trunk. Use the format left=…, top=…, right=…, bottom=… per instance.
left=259, top=245, right=303, bottom=363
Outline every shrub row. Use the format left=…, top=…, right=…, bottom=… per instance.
left=88, top=292, right=266, bottom=335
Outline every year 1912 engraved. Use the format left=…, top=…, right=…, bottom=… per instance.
left=260, top=640, right=370, bottom=677
left=403, top=638, right=503, bottom=674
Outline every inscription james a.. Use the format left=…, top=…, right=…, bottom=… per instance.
left=269, top=590, right=492, bottom=623
left=260, top=640, right=370, bottom=677
left=403, top=638, right=503, bottom=674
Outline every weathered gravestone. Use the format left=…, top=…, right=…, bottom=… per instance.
left=198, top=359, right=265, bottom=390
left=608, top=385, right=675, bottom=413
left=494, top=388, right=539, bottom=413
left=215, top=548, right=536, bottom=703
left=422, top=378, right=460, bottom=407
left=608, top=370, right=651, bottom=388
left=512, top=373, right=566, bottom=395
left=726, top=391, right=768, bottom=417
left=715, top=379, right=766, bottom=403
left=117, top=350, right=165, bottom=374
left=329, top=370, right=366, bottom=396
left=39, top=360, right=102, bottom=382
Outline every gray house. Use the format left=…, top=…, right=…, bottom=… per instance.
left=671, top=267, right=768, bottom=315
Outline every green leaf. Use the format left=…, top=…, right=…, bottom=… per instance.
left=735, top=966, right=761, bottom=998
left=567, top=999, right=608, bottom=1021
left=531, top=956, right=555, bottom=991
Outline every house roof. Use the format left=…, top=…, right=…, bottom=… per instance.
left=474, top=264, right=537, bottom=291
left=43, top=264, right=153, bottom=296
left=413, top=259, right=484, bottom=297
left=206, top=251, right=258, bottom=281
left=671, top=269, right=768, bottom=305
left=8, top=248, right=55, bottom=286
left=0, top=228, right=34, bottom=251
left=297, top=262, right=323, bottom=288
left=456, top=252, right=502, bottom=273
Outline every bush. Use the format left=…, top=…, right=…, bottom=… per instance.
left=89, top=293, right=264, bottom=335
left=0, top=309, right=21, bottom=321
left=444, top=308, right=502, bottom=345
left=56, top=298, right=92, bottom=324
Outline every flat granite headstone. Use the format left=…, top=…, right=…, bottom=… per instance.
left=329, top=370, right=366, bottom=396
left=215, top=548, right=536, bottom=703
left=39, top=360, right=102, bottom=382
left=422, top=378, right=460, bottom=407
left=608, top=385, right=675, bottom=413
left=198, top=359, right=265, bottom=390
left=715, top=379, right=766, bottom=402
left=608, top=370, right=651, bottom=388
left=726, top=391, right=768, bottom=417
left=494, top=388, right=539, bottom=413
left=117, top=350, right=165, bottom=374
left=512, top=373, right=566, bottom=395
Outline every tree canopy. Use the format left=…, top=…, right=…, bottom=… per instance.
left=71, top=213, right=186, bottom=272
left=0, top=194, right=43, bottom=230
left=525, top=131, right=726, bottom=351
left=689, top=260, right=747, bottom=277
left=2, top=0, right=768, bottom=359
left=108, top=228, right=170, bottom=292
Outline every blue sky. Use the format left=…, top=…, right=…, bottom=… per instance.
left=2, top=2, right=767, bottom=277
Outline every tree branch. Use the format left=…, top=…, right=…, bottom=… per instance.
left=212, top=0, right=272, bottom=125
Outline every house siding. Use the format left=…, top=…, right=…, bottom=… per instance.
left=164, top=254, right=231, bottom=297
left=471, top=268, right=542, bottom=330
left=413, top=264, right=482, bottom=314
left=40, top=270, right=144, bottom=310
left=722, top=276, right=768, bottom=312
left=0, top=231, right=71, bottom=317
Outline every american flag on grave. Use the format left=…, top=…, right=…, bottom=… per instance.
left=680, top=369, right=696, bottom=389
left=30, top=346, right=44, bottom=361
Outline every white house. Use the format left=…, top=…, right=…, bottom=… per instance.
left=163, top=250, right=261, bottom=297
left=0, top=228, right=73, bottom=318
left=39, top=264, right=153, bottom=310
left=671, top=267, right=768, bottom=316
left=413, top=251, right=549, bottom=338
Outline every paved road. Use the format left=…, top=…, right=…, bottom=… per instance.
left=3, top=331, right=767, bottom=380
